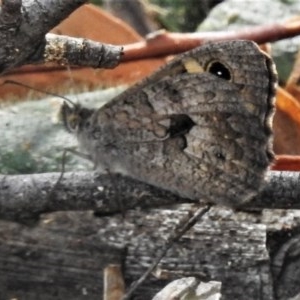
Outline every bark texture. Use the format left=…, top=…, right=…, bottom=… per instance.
left=0, top=0, right=122, bottom=73
left=0, top=171, right=299, bottom=223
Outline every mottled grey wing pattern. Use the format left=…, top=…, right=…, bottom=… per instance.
left=71, top=40, right=277, bottom=207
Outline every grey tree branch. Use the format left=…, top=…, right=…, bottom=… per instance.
left=0, top=0, right=122, bottom=73
left=40, top=33, right=122, bottom=68
left=0, top=172, right=195, bottom=223
left=0, top=170, right=299, bottom=223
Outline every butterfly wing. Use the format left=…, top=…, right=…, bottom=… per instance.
left=77, top=40, right=277, bottom=206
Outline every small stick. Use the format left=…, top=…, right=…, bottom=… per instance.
left=122, top=204, right=212, bottom=300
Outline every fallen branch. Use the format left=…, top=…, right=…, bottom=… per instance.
left=0, top=172, right=194, bottom=222
left=0, top=170, right=299, bottom=223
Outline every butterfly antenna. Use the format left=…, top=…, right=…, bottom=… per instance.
left=2, top=79, right=76, bottom=107
left=122, top=204, right=212, bottom=300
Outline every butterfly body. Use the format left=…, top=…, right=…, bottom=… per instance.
left=62, top=40, right=277, bottom=207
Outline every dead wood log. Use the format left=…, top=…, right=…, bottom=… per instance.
left=0, top=206, right=278, bottom=300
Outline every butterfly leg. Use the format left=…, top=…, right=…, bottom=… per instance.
left=46, top=148, right=92, bottom=203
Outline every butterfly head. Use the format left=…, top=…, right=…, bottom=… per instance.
left=60, top=101, right=94, bottom=135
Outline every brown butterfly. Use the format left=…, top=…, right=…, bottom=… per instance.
left=61, top=40, right=277, bottom=207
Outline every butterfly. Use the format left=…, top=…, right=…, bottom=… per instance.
left=61, top=40, right=277, bottom=207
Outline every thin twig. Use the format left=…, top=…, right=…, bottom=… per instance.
left=122, top=19, right=300, bottom=61
left=122, top=204, right=212, bottom=300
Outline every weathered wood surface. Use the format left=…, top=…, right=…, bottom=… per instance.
left=1, top=203, right=300, bottom=300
